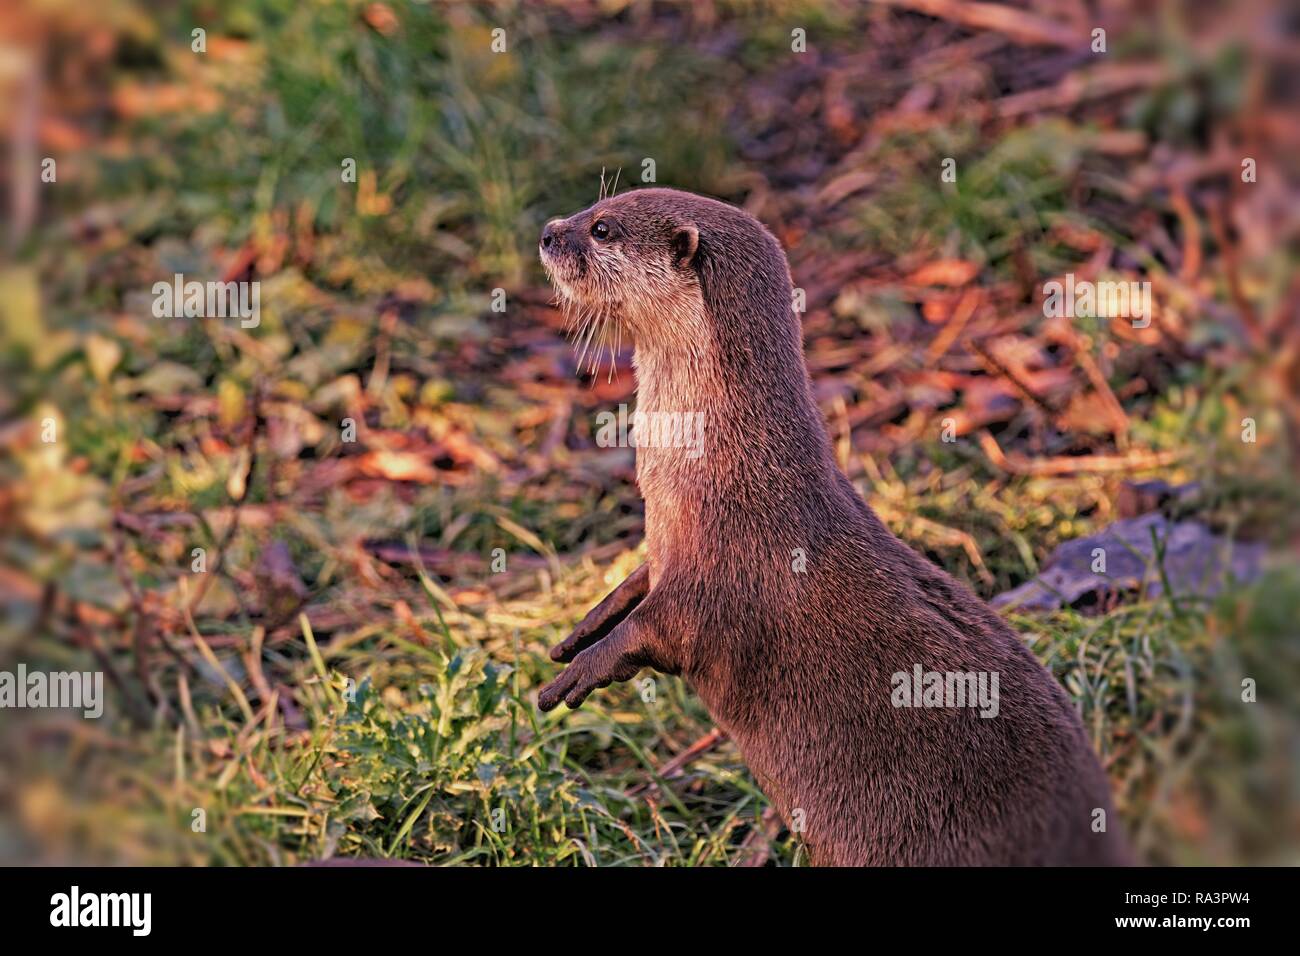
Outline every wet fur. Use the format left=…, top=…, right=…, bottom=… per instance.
left=539, top=187, right=1130, bottom=866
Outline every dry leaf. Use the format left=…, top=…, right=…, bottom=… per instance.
left=905, top=259, right=980, bottom=287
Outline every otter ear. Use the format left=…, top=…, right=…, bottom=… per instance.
left=671, top=224, right=699, bottom=267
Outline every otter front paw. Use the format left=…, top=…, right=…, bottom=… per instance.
left=538, top=627, right=646, bottom=711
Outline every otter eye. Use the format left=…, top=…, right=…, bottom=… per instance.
left=591, top=220, right=611, bottom=241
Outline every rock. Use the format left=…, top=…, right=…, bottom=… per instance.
left=992, top=513, right=1265, bottom=613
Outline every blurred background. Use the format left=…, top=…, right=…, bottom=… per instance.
left=0, top=0, right=1297, bottom=865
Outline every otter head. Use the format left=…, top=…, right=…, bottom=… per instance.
left=539, top=189, right=706, bottom=375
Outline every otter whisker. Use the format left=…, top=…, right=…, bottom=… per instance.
left=605, top=316, right=621, bottom=383
left=589, top=316, right=605, bottom=377
left=574, top=307, right=604, bottom=374
left=603, top=319, right=613, bottom=382
left=613, top=317, right=623, bottom=382
left=594, top=314, right=613, bottom=380
left=571, top=316, right=594, bottom=358
left=561, top=299, right=583, bottom=338
left=561, top=298, right=596, bottom=350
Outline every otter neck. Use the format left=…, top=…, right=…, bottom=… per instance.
left=630, top=337, right=718, bottom=484
left=629, top=321, right=838, bottom=503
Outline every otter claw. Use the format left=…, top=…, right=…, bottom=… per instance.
left=539, top=626, right=646, bottom=711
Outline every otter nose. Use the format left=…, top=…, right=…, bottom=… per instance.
left=541, top=219, right=563, bottom=249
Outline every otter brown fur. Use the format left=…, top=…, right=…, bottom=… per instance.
left=537, top=187, right=1130, bottom=866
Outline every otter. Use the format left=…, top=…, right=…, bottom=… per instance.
left=536, top=187, right=1130, bottom=866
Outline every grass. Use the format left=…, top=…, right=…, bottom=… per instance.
left=7, top=549, right=1295, bottom=866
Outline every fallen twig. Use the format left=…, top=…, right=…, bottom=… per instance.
left=978, top=430, right=1179, bottom=476
left=872, top=0, right=1084, bottom=48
